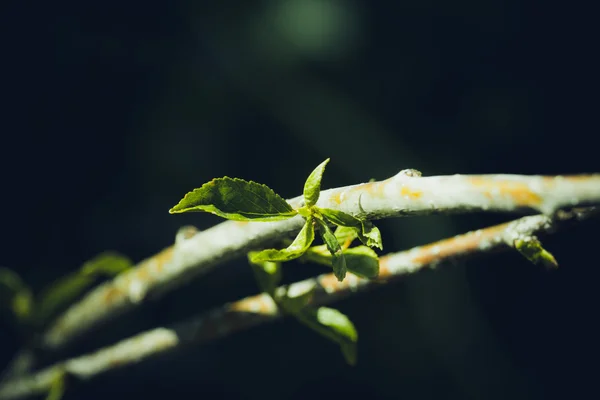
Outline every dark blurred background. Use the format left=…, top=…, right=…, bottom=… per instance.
left=2, top=1, right=599, bottom=399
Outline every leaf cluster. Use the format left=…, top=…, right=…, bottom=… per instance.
left=170, top=158, right=382, bottom=281
left=170, top=158, right=384, bottom=364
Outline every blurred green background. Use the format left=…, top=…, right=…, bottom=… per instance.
left=2, top=1, right=599, bottom=399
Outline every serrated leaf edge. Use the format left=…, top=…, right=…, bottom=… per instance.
left=169, top=177, right=296, bottom=221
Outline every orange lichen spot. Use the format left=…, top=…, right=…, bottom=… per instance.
left=362, top=181, right=382, bottom=195
left=140, top=247, right=175, bottom=274
left=179, top=226, right=198, bottom=240
left=154, top=260, right=165, bottom=273
left=330, top=191, right=343, bottom=205
left=319, top=273, right=351, bottom=292
left=258, top=297, right=275, bottom=313
left=132, top=247, right=174, bottom=282
left=319, top=274, right=340, bottom=292
left=400, top=185, right=423, bottom=199
left=410, top=236, right=465, bottom=265
left=410, top=224, right=508, bottom=265
left=355, top=180, right=389, bottom=198
left=136, top=267, right=150, bottom=281
left=234, top=220, right=249, bottom=227
left=229, top=296, right=258, bottom=313
left=103, top=286, right=126, bottom=305
left=229, top=294, right=275, bottom=315
left=469, top=177, right=542, bottom=207
left=110, top=359, right=124, bottom=368
left=406, top=249, right=431, bottom=266
left=155, top=247, right=174, bottom=267
left=377, top=256, right=392, bottom=278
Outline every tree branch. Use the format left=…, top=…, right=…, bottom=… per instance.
left=38, top=172, right=600, bottom=351
left=1, top=207, right=596, bottom=400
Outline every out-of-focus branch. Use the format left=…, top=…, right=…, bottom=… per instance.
left=38, top=173, right=600, bottom=351
left=0, top=351, right=34, bottom=387
left=1, top=207, right=596, bottom=400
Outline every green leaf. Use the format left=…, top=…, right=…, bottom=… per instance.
left=359, top=220, right=383, bottom=250
left=297, top=306, right=358, bottom=365
left=296, top=206, right=312, bottom=218
left=0, top=268, right=33, bottom=323
left=334, top=226, right=358, bottom=248
left=317, top=307, right=358, bottom=341
left=248, top=256, right=281, bottom=296
left=303, top=245, right=379, bottom=279
left=515, top=238, right=558, bottom=269
left=344, top=246, right=379, bottom=279
left=169, top=177, right=297, bottom=221
left=12, top=290, right=34, bottom=322
left=307, top=224, right=361, bottom=252
left=319, top=208, right=362, bottom=228
left=303, top=158, right=330, bottom=207
left=80, top=252, right=132, bottom=277
left=45, top=370, right=66, bottom=400
left=316, top=219, right=347, bottom=281
left=319, top=208, right=383, bottom=250
left=250, top=218, right=315, bottom=263
left=35, top=252, right=133, bottom=324
left=280, top=281, right=316, bottom=314
left=301, top=245, right=331, bottom=265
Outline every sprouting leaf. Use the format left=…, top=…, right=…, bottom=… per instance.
left=248, top=256, right=281, bottom=296
left=35, top=252, right=133, bottom=324
left=169, top=177, right=297, bottom=221
left=319, top=208, right=383, bottom=250
left=250, top=218, right=315, bottom=263
left=515, top=238, right=558, bottom=269
left=316, top=219, right=346, bottom=281
left=280, top=281, right=316, bottom=314
left=297, top=306, right=358, bottom=365
left=303, top=158, right=330, bottom=207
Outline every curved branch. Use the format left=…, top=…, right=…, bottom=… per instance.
left=40, top=173, right=600, bottom=350
left=1, top=207, right=596, bottom=400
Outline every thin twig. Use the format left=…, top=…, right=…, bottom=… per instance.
left=1, top=207, right=596, bottom=400
left=39, top=173, right=600, bottom=351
